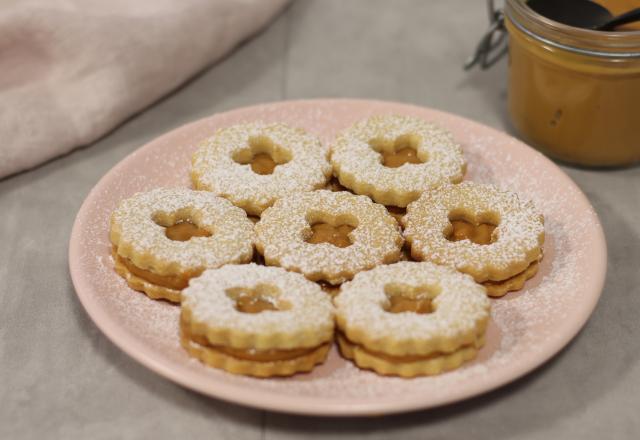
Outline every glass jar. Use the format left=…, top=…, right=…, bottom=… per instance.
left=505, top=0, right=640, bottom=167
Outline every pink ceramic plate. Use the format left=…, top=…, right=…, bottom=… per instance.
left=69, top=99, right=606, bottom=416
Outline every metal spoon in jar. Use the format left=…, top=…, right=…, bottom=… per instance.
left=527, top=0, right=640, bottom=31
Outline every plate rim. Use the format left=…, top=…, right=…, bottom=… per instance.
left=68, top=98, right=607, bottom=417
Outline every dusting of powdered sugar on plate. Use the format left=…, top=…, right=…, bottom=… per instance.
left=69, top=100, right=605, bottom=415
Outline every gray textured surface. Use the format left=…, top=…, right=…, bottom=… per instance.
left=1, top=1, right=639, bottom=438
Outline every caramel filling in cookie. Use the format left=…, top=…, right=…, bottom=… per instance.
left=163, top=221, right=212, bottom=241
left=216, top=344, right=326, bottom=362
left=232, top=135, right=292, bottom=175
left=181, top=320, right=328, bottom=362
left=233, top=294, right=279, bottom=313
left=152, top=213, right=214, bottom=242
left=224, top=284, right=291, bottom=313
left=445, top=211, right=499, bottom=245
left=447, top=220, right=497, bottom=245
left=370, top=134, right=426, bottom=168
left=306, top=222, right=355, bottom=248
left=338, top=332, right=480, bottom=363
left=483, top=259, right=540, bottom=297
left=249, top=153, right=278, bottom=175
left=382, top=148, right=421, bottom=168
left=383, top=282, right=438, bottom=314
left=114, top=250, right=193, bottom=290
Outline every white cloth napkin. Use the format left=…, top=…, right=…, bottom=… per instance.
left=0, top=0, right=288, bottom=178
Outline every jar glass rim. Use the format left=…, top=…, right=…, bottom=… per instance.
left=506, top=0, right=640, bottom=58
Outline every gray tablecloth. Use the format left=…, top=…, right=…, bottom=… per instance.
left=2, top=1, right=639, bottom=439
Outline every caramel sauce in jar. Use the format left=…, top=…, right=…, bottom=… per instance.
left=505, top=0, right=640, bottom=166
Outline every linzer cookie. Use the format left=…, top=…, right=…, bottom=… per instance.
left=181, top=264, right=334, bottom=377
left=330, top=115, right=466, bottom=207
left=403, top=182, right=544, bottom=297
left=255, top=190, right=403, bottom=285
left=334, top=261, right=490, bottom=377
left=191, top=122, right=332, bottom=215
left=110, top=188, right=254, bottom=302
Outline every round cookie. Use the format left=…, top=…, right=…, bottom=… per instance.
left=403, top=181, right=544, bottom=296
left=110, top=187, right=254, bottom=302
left=255, top=190, right=403, bottom=285
left=330, top=115, right=466, bottom=207
left=334, top=261, right=490, bottom=377
left=181, top=264, right=335, bottom=377
left=191, top=122, right=332, bottom=215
